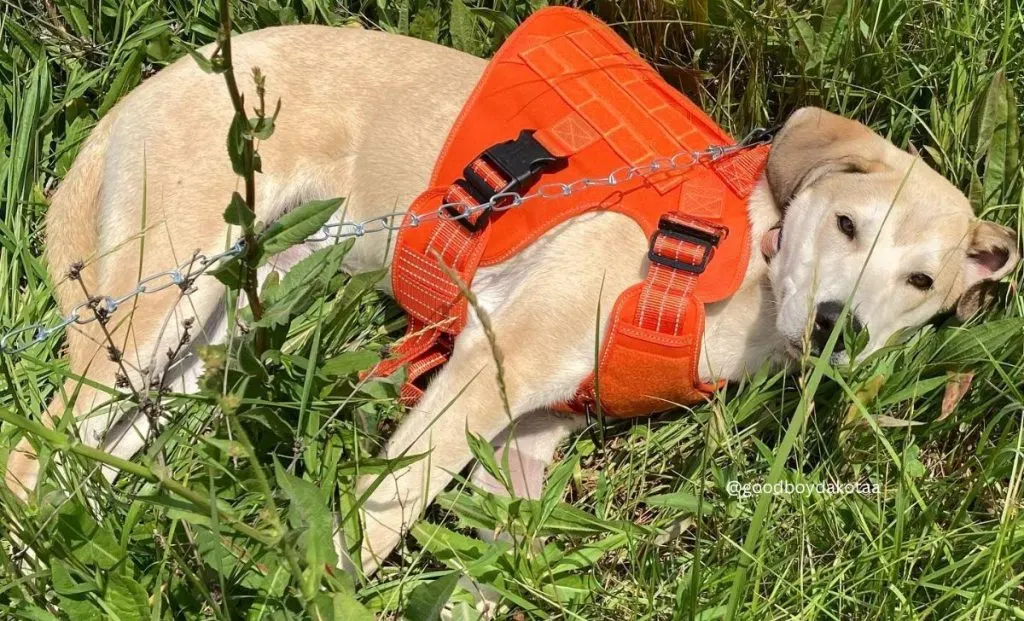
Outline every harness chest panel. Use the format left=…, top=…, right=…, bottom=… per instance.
left=373, top=7, right=769, bottom=417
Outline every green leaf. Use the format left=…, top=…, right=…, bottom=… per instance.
left=931, top=319, right=1022, bottom=369
left=438, top=490, right=648, bottom=538
left=223, top=191, right=254, bottom=228
left=56, top=504, right=123, bottom=570
left=50, top=561, right=92, bottom=596
left=57, top=595, right=104, bottom=621
left=904, top=445, right=926, bottom=479
left=261, top=269, right=280, bottom=298
left=404, top=571, right=462, bottom=621
left=50, top=560, right=104, bottom=621
left=274, top=460, right=339, bottom=574
left=445, top=603, right=484, bottom=621
left=137, top=490, right=235, bottom=531
left=540, top=454, right=576, bottom=510
left=969, top=71, right=1021, bottom=210
left=194, top=526, right=235, bottom=576
left=878, top=375, right=948, bottom=406
left=185, top=46, right=215, bottom=73
left=194, top=527, right=279, bottom=591
left=533, top=454, right=578, bottom=533
left=103, top=572, right=150, bottom=621
left=240, top=407, right=294, bottom=439
left=145, top=30, right=172, bottom=62
left=786, top=9, right=819, bottom=69
left=226, top=112, right=250, bottom=176
left=98, top=48, right=142, bottom=116
left=412, top=522, right=511, bottom=578
left=644, top=490, right=702, bottom=513
left=409, top=6, right=441, bottom=42
left=816, top=0, right=852, bottom=66
left=238, top=340, right=269, bottom=383
left=12, top=607, right=59, bottom=621
left=336, top=452, right=429, bottom=477
left=411, top=522, right=490, bottom=559
left=312, top=591, right=375, bottom=621
left=58, top=3, right=90, bottom=38
left=982, top=72, right=1020, bottom=209
left=256, top=241, right=352, bottom=327
left=321, top=350, right=380, bottom=378
left=260, top=197, right=345, bottom=258
left=550, top=533, right=630, bottom=577
left=471, top=8, right=519, bottom=38
left=248, top=99, right=282, bottom=141
left=466, top=428, right=511, bottom=495
left=449, top=0, right=481, bottom=54
left=8, top=63, right=50, bottom=203
left=210, top=256, right=244, bottom=289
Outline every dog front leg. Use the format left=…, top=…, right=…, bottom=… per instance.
left=457, top=410, right=584, bottom=617
left=469, top=409, right=584, bottom=504
left=354, top=326, right=551, bottom=572
left=348, top=211, right=648, bottom=572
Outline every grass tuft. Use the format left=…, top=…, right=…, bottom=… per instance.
left=1, top=0, right=1022, bottom=618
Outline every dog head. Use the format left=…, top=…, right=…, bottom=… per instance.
left=765, top=107, right=1019, bottom=362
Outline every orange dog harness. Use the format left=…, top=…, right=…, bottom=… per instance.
left=370, top=7, right=769, bottom=417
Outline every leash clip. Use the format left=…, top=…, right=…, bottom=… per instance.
left=738, top=125, right=781, bottom=148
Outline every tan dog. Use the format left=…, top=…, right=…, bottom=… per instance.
left=5, top=25, right=1018, bottom=573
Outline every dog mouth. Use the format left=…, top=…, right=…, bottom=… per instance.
left=782, top=338, right=854, bottom=365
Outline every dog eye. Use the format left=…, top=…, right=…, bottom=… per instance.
left=907, top=273, right=934, bottom=290
left=836, top=215, right=856, bottom=240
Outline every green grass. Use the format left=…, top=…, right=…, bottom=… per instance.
left=1, top=0, right=1023, bottom=618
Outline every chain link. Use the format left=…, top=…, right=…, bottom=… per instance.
left=0, top=132, right=770, bottom=356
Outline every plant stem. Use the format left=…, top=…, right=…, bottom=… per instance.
left=216, top=0, right=267, bottom=355
left=227, top=407, right=319, bottom=611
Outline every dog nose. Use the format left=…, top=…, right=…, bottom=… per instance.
left=810, top=301, right=863, bottom=355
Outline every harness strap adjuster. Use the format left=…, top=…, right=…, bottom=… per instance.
left=647, top=216, right=725, bottom=274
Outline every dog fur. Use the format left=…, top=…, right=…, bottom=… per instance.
left=4, top=25, right=1019, bottom=573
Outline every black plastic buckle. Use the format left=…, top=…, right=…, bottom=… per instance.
left=475, top=129, right=563, bottom=193
left=446, top=130, right=563, bottom=232
left=647, top=219, right=724, bottom=274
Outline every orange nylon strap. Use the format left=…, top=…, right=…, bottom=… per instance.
left=565, top=213, right=727, bottom=417
left=638, top=215, right=723, bottom=332
left=372, top=161, right=505, bottom=404
left=372, top=135, right=561, bottom=404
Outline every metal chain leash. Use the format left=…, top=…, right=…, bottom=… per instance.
left=0, top=128, right=773, bottom=355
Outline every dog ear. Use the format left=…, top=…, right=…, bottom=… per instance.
left=956, top=221, right=1020, bottom=319
left=766, top=107, right=892, bottom=210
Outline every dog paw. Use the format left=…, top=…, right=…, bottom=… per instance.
left=438, top=575, right=500, bottom=621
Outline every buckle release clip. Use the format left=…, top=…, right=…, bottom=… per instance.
left=447, top=130, right=564, bottom=231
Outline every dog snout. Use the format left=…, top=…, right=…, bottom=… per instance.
left=811, top=300, right=863, bottom=355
